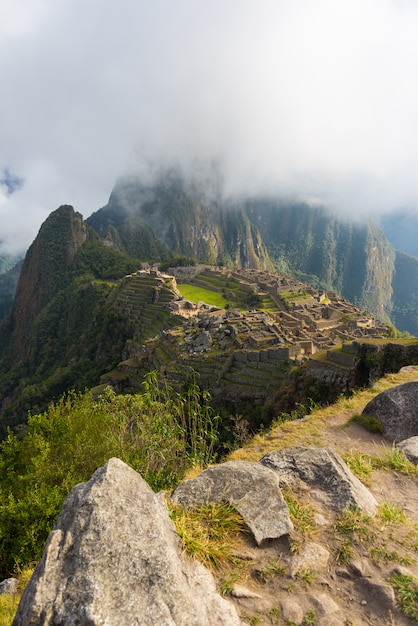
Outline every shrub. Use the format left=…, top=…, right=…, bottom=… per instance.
left=0, top=375, right=219, bottom=578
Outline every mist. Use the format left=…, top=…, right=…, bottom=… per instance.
left=2, top=0, right=418, bottom=255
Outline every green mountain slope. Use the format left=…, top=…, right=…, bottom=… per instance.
left=0, top=206, right=139, bottom=431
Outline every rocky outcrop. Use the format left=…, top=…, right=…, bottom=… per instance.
left=13, top=458, right=242, bottom=626
left=171, top=460, right=293, bottom=545
left=10, top=445, right=418, bottom=625
left=260, top=446, right=378, bottom=515
left=362, top=380, right=418, bottom=441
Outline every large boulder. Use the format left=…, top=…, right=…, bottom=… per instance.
left=171, top=460, right=293, bottom=545
left=362, top=381, right=418, bottom=441
left=13, top=458, right=242, bottom=626
left=260, top=447, right=377, bottom=515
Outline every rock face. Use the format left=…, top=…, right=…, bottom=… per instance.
left=362, top=381, right=418, bottom=441
left=396, top=436, right=418, bottom=464
left=13, top=458, right=242, bottom=626
left=260, top=447, right=377, bottom=515
left=171, top=460, right=293, bottom=544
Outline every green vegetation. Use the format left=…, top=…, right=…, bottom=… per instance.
left=159, top=255, right=196, bottom=271
left=389, top=571, right=418, bottom=621
left=348, top=413, right=384, bottom=433
left=255, top=558, right=286, bottom=582
left=343, top=450, right=374, bottom=485
left=0, top=375, right=219, bottom=578
left=177, top=283, right=227, bottom=308
left=168, top=501, right=247, bottom=572
left=344, top=446, right=418, bottom=480
left=0, top=566, right=32, bottom=626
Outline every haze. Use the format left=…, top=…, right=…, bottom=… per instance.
left=1, top=0, right=418, bottom=255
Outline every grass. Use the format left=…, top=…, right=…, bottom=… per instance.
left=0, top=566, right=34, bottom=626
left=294, top=568, right=316, bottom=589
left=378, top=500, right=407, bottom=525
left=302, top=608, right=317, bottom=625
left=177, top=284, right=228, bottom=308
left=348, top=412, right=384, bottom=433
left=255, top=558, right=286, bottom=582
left=168, top=501, right=248, bottom=573
left=344, top=447, right=418, bottom=485
left=389, top=571, right=418, bottom=621
left=343, top=450, right=374, bottom=485
left=334, top=508, right=375, bottom=543
left=377, top=447, right=418, bottom=475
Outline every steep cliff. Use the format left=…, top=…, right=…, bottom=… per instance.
left=87, top=170, right=274, bottom=271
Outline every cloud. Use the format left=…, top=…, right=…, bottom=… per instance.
left=1, top=0, right=418, bottom=254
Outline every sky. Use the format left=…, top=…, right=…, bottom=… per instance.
left=1, top=0, right=418, bottom=255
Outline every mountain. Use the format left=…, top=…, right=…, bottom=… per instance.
left=87, top=170, right=274, bottom=272
left=0, top=205, right=139, bottom=430
left=1, top=170, right=417, bottom=431
left=391, top=250, right=418, bottom=337
left=88, top=169, right=403, bottom=326
left=380, top=208, right=418, bottom=258
left=0, top=260, right=22, bottom=320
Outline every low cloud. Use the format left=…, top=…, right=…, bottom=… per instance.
left=1, top=0, right=418, bottom=255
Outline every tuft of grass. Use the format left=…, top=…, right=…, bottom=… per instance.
left=378, top=500, right=407, bottom=525
left=255, top=558, right=286, bottom=583
left=376, top=447, right=418, bottom=476
left=333, top=508, right=376, bottom=565
left=302, top=608, right=317, bottom=625
left=295, top=568, right=315, bottom=589
left=370, top=546, right=413, bottom=566
left=348, top=413, right=383, bottom=433
left=0, top=595, right=20, bottom=626
left=389, top=571, right=418, bottom=621
left=343, top=450, right=374, bottom=485
left=334, top=508, right=375, bottom=542
left=333, top=538, right=354, bottom=565
left=267, top=607, right=282, bottom=624
left=283, top=491, right=317, bottom=537
left=168, top=501, right=248, bottom=571
left=283, top=491, right=317, bottom=555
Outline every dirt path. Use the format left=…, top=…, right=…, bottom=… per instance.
left=223, top=368, right=418, bottom=625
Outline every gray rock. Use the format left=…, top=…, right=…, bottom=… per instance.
left=13, top=458, right=242, bottom=626
left=362, top=381, right=418, bottom=441
left=260, top=446, right=377, bottom=515
left=0, top=578, right=18, bottom=595
left=289, top=541, right=330, bottom=578
left=396, top=435, right=418, bottom=464
left=308, top=592, right=341, bottom=616
left=230, top=584, right=261, bottom=599
left=171, top=460, right=293, bottom=545
left=358, top=578, right=396, bottom=610
left=280, top=598, right=304, bottom=624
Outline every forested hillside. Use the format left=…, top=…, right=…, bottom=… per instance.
left=0, top=206, right=139, bottom=431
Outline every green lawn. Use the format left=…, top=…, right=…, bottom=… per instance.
left=177, top=284, right=227, bottom=307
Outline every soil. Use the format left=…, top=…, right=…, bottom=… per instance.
left=217, top=370, right=418, bottom=626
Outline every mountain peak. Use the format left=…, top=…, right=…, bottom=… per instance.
left=11, top=205, right=88, bottom=353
